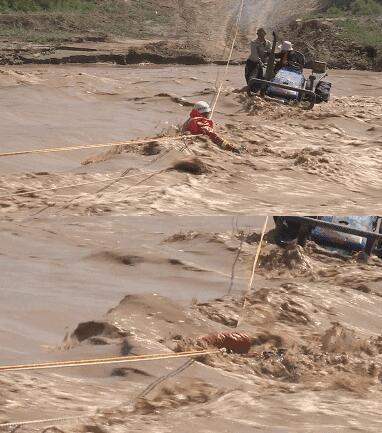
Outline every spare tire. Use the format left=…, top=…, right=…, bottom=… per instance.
left=315, top=80, right=332, bottom=103
left=377, top=219, right=382, bottom=258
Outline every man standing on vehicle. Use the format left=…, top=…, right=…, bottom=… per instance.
left=245, top=28, right=272, bottom=92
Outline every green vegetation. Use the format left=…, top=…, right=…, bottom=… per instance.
left=0, top=1, right=170, bottom=42
left=0, top=0, right=96, bottom=12
left=338, top=18, right=382, bottom=47
left=324, top=0, right=382, bottom=16
left=309, top=0, right=382, bottom=50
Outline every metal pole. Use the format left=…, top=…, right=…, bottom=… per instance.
left=284, top=216, right=382, bottom=242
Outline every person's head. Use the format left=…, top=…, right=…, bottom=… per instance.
left=194, top=101, right=212, bottom=118
left=257, top=27, right=267, bottom=41
left=278, top=41, right=293, bottom=53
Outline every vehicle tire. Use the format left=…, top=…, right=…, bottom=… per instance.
left=297, top=224, right=310, bottom=247
left=376, top=219, right=382, bottom=258
left=315, top=81, right=332, bottom=103
left=274, top=217, right=301, bottom=247
left=364, top=238, right=376, bottom=257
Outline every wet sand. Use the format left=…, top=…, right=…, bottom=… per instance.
left=0, top=65, right=381, bottom=215
left=1, top=216, right=382, bottom=432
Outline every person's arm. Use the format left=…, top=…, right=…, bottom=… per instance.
left=198, top=123, right=239, bottom=153
left=199, top=124, right=225, bottom=146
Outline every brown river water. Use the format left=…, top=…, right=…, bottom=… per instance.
left=0, top=63, right=381, bottom=433
left=1, top=215, right=382, bottom=432
left=0, top=65, right=381, bottom=216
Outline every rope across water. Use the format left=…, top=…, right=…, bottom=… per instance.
left=0, top=349, right=219, bottom=373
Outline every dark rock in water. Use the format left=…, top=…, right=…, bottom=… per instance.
left=59, top=320, right=129, bottom=350
left=71, top=321, right=127, bottom=343
left=90, top=251, right=145, bottom=266
left=111, top=367, right=152, bottom=377
left=171, top=157, right=209, bottom=175
left=82, top=425, right=110, bottom=433
left=142, top=141, right=161, bottom=156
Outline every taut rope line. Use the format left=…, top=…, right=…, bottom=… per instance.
left=236, top=216, right=269, bottom=327
left=210, top=0, right=245, bottom=118
left=0, top=349, right=219, bottom=373
left=0, top=135, right=190, bottom=159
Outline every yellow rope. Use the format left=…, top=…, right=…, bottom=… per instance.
left=247, top=216, right=269, bottom=292
left=0, top=135, right=190, bottom=159
left=237, top=216, right=269, bottom=327
left=210, top=0, right=245, bottom=118
left=0, top=414, right=96, bottom=429
left=0, top=351, right=219, bottom=429
left=0, top=349, right=219, bottom=373
left=0, top=350, right=219, bottom=428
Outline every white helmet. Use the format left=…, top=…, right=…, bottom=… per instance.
left=194, top=101, right=211, bottom=114
left=278, top=41, right=293, bottom=52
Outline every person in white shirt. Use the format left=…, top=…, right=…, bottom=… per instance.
left=274, top=41, right=304, bottom=74
left=245, top=27, right=272, bottom=92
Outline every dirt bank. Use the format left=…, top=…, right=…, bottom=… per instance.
left=0, top=0, right=319, bottom=66
left=0, top=2, right=380, bottom=71
left=0, top=40, right=210, bottom=66
left=278, top=17, right=382, bottom=71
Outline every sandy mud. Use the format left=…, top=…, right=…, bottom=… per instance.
left=0, top=0, right=318, bottom=66
left=1, top=216, right=381, bottom=432
left=0, top=65, right=381, bottom=217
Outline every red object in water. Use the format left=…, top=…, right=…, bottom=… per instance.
left=183, top=109, right=225, bottom=146
left=198, top=331, right=252, bottom=354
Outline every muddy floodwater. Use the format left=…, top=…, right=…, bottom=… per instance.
left=1, top=216, right=382, bottom=432
left=0, top=63, right=381, bottom=433
left=0, top=65, right=381, bottom=216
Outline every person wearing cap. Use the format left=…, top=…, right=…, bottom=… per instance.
left=182, top=101, right=239, bottom=153
left=274, top=41, right=302, bottom=74
left=245, top=28, right=272, bottom=86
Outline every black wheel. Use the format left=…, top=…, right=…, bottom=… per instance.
left=297, top=224, right=310, bottom=247
left=376, top=218, right=382, bottom=258
left=364, top=237, right=377, bottom=257
left=274, top=217, right=301, bottom=247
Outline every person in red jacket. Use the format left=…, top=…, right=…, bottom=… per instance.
left=182, top=101, right=239, bottom=153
